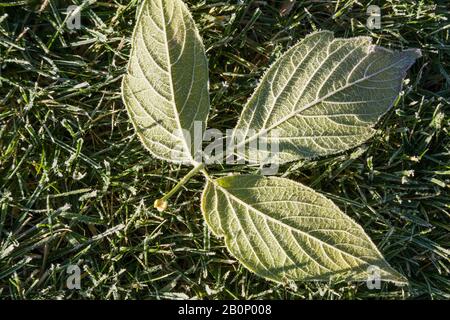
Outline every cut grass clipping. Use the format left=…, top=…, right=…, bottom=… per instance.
left=1, top=0, right=449, bottom=299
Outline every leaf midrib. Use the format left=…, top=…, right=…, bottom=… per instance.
left=159, top=0, right=195, bottom=164
left=235, top=50, right=409, bottom=149
left=213, top=182, right=370, bottom=266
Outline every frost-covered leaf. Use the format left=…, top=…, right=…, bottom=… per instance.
left=233, top=31, right=421, bottom=163
left=201, top=174, right=406, bottom=284
left=122, top=0, right=210, bottom=165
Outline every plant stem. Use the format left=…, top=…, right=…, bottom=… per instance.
left=154, top=162, right=205, bottom=211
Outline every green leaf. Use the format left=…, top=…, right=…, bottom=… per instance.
left=122, top=0, right=210, bottom=165
left=232, top=31, right=421, bottom=163
left=201, top=174, right=406, bottom=284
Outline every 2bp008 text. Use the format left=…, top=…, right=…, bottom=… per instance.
left=222, top=304, right=272, bottom=315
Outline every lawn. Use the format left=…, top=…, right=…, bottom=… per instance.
left=0, top=0, right=449, bottom=299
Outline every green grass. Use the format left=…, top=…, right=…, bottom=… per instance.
left=0, top=0, right=449, bottom=299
